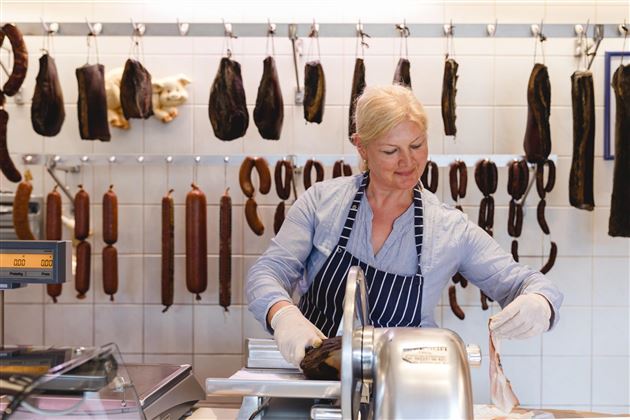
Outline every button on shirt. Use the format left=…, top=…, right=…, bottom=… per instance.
left=246, top=175, right=563, bottom=332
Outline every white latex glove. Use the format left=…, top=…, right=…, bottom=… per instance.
left=271, top=305, right=326, bottom=367
left=489, top=294, right=552, bottom=340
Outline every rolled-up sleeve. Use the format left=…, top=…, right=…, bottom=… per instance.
left=246, top=187, right=319, bottom=331
left=457, top=219, right=564, bottom=329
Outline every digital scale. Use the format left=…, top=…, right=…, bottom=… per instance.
left=0, top=240, right=71, bottom=289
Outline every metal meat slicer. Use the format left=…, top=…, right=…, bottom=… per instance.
left=207, top=266, right=481, bottom=419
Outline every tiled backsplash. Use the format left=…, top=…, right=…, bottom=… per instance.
left=1, top=0, right=629, bottom=413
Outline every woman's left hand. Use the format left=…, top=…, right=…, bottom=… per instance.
left=489, top=294, right=552, bottom=339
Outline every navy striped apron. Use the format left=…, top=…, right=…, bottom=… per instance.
left=298, top=172, right=425, bottom=337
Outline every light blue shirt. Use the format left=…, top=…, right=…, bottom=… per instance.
left=246, top=174, right=563, bottom=332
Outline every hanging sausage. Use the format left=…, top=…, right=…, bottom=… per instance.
left=441, top=58, right=458, bottom=136
left=348, top=58, right=366, bottom=142
left=74, top=185, right=91, bottom=299
left=161, top=189, right=174, bottom=312
left=186, top=183, right=208, bottom=299
left=102, top=185, right=119, bottom=301
left=46, top=186, right=63, bottom=302
left=219, top=188, right=232, bottom=310
left=0, top=23, right=28, bottom=183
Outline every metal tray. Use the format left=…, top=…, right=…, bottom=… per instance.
left=206, top=368, right=340, bottom=400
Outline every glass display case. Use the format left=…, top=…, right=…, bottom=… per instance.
left=0, top=343, right=143, bottom=419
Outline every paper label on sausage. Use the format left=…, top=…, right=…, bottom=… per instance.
left=401, top=346, right=448, bottom=364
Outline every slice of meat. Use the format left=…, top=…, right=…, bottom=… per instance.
left=120, top=58, right=153, bottom=119
left=441, top=58, right=458, bottom=136
left=393, top=57, right=411, bottom=89
left=489, top=328, right=520, bottom=414
left=208, top=57, right=249, bottom=141
left=303, top=60, right=325, bottom=124
left=300, top=336, right=341, bottom=380
left=76, top=63, right=111, bottom=141
left=253, top=56, right=284, bottom=140
left=348, top=58, right=366, bottom=142
left=523, top=63, right=552, bottom=164
left=31, top=53, right=65, bottom=136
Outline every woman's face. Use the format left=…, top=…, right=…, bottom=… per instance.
left=357, top=120, right=428, bottom=192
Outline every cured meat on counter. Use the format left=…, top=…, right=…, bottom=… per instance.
left=120, top=58, right=153, bottom=119
left=569, top=71, right=595, bottom=211
left=303, top=61, right=325, bottom=124
left=441, top=58, right=458, bottom=136
left=254, top=56, right=284, bottom=140
left=393, top=58, right=411, bottom=89
left=348, top=58, right=366, bottom=141
left=523, top=63, right=551, bottom=164
left=31, top=53, right=65, bottom=136
left=609, top=64, right=630, bottom=237
left=76, top=64, right=111, bottom=141
left=208, top=57, right=249, bottom=141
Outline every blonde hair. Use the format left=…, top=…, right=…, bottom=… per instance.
left=353, top=85, right=428, bottom=171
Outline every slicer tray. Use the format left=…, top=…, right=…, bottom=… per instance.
left=206, top=368, right=340, bottom=399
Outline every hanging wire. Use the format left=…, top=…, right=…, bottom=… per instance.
left=223, top=156, right=229, bottom=190
left=86, top=33, right=100, bottom=64
left=533, top=20, right=547, bottom=65
left=265, top=19, right=276, bottom=57
left=306, top=19, right=321, bottom=61
left=222, top=20, right=237, bottom=58
left=355, top=21, right=370, bottom=58
left=444, top=20, right=455, bottom=59
left=621, top=20, right=628, bottom=65
left=396, top=21, right=410, bottom=59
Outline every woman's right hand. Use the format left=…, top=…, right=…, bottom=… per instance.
left=270, top=304, right=326, bottom=366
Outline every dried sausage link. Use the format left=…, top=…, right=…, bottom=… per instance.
left=537, top=199, right=550, bottom=234
left=161, top=189, right=174, bottom=312
left=540, top=241, right=558, bottom=274
left=274, top=160, right=293, bottom=200
left=421, top=160, right=439, bottom=193
left=102, top=185, right=118, bottom=245
left=219, top=188, right=232, bottom=311
left=74, top=185, right=90, bottom=241
left=185, top=183, right=208, bottom=300
left=448, top=286, right=465, bottom=320
left=102, top=244, right=118, bottom=301
left=303, top=159, right=325, bottom=190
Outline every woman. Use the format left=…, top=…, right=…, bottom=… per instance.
left=246, top=85, right=563, bottom=367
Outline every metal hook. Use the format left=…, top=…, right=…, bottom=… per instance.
left=443, top=20, right=454, bottom=36
left=176, top=18, right=189, bottom=36
left=356, top=21, right=371, bottom=51
left=487, top=19, right=498, bottom=37
left=267, top=19, right=277, bottom=36
left=40, top=19, right=59, bottom=35
left=223, top=20, right=237, bottom=39
left=309, top=20, right=319, bottom=38
left=131, top=19, right=146, bottom=37
left=619, top=20, right=628, bottom=36
left=85, top=18, right=102, bottom=36
left=396, top=21, right=410, bottom=38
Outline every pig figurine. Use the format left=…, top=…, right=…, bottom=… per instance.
left=105, top=67, right=130, bottom=129
left=152, top=74, right=191, bottom=123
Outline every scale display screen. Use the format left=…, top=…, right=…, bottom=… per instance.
left=1, top=251, right=54, bottom=270
left=0, top=240, right=71, bottom=288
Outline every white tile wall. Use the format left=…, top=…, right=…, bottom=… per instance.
left=3, top=0, right=630, bottom=413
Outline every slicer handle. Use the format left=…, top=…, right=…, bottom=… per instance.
left=466, top=344, right=482, bottom=367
